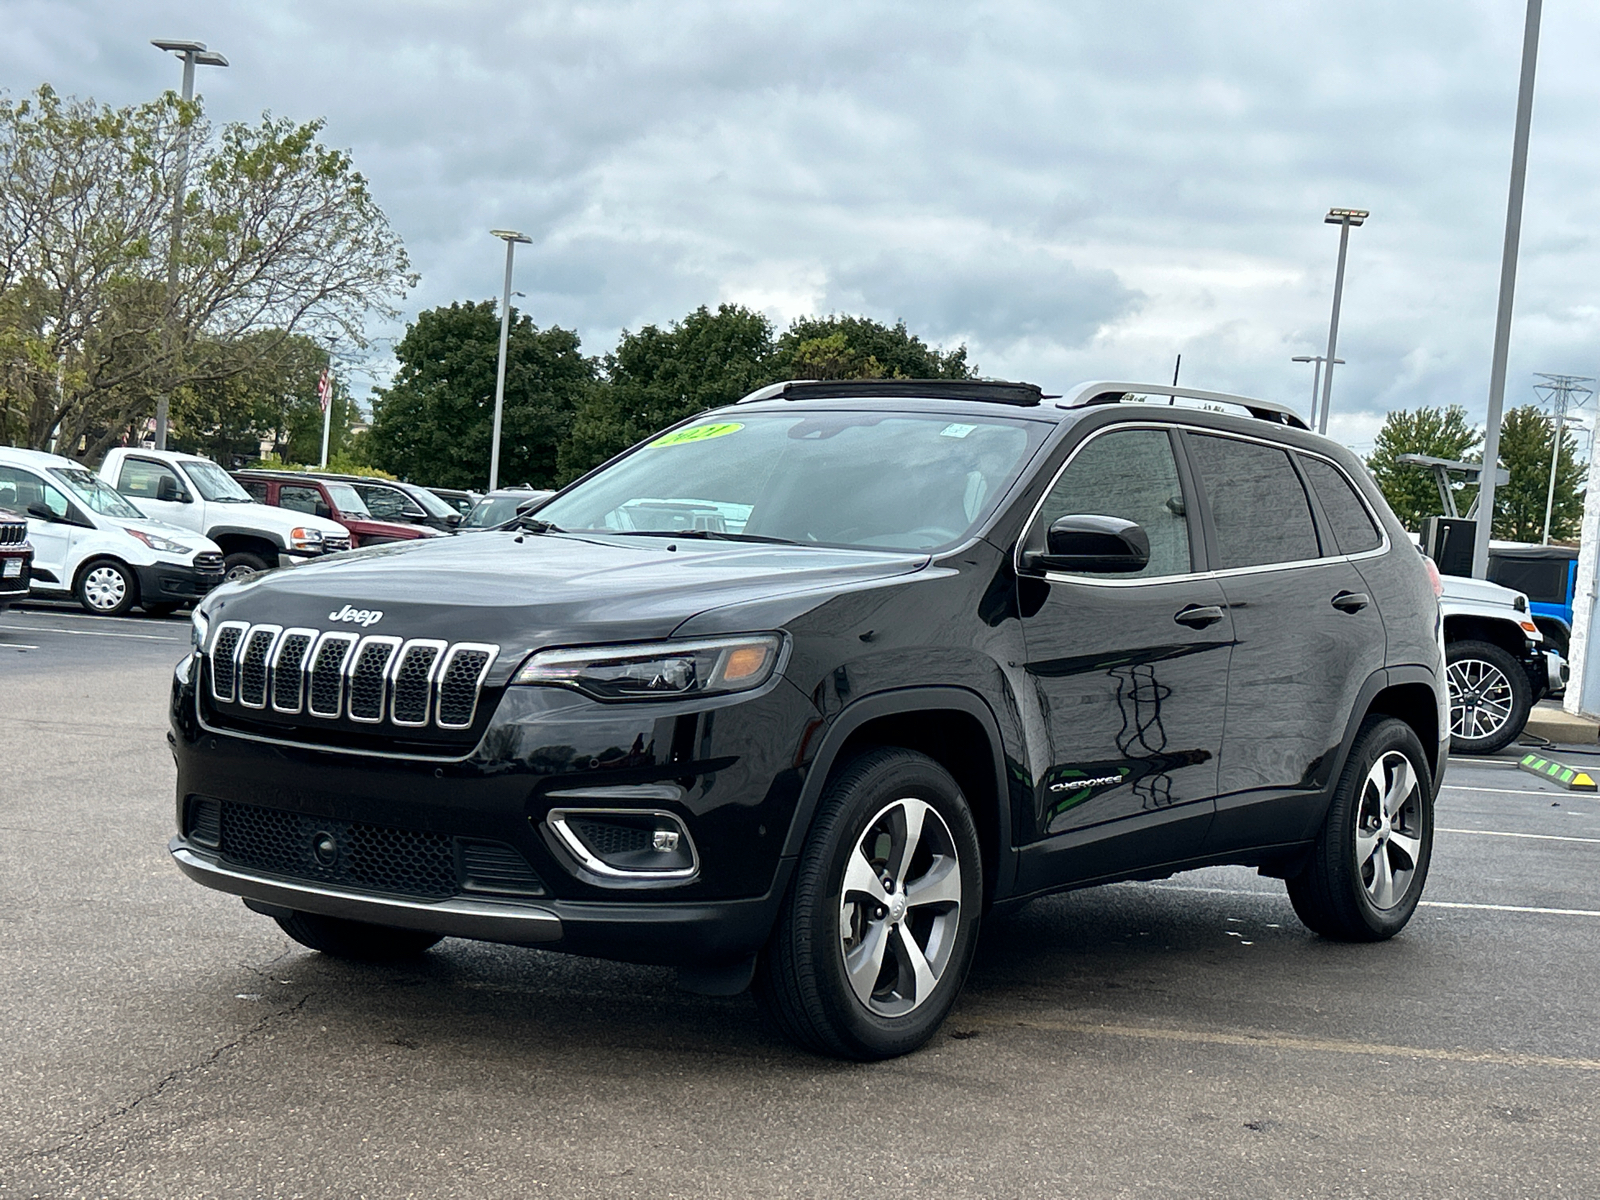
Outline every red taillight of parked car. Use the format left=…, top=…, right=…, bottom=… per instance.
left=1423, top=556, right=1443, bottom=598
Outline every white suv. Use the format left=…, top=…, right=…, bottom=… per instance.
left=99, top=449, right=350, bottom=581
left=0, top=447, right=225, bottom=616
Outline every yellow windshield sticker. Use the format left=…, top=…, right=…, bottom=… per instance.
left=650, top=422, right=743, bottom=448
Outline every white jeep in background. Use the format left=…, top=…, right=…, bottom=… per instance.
left=98, top=448, right=350, bottom=581
left=1440, top=571, right=1565, bottom=754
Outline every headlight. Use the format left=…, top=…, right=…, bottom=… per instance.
left=289, top=527, right=325, bottom=552
left=191, top=609, right=209, bottom=653
left=511, top=634, right=783, bottom=701
left=127, top=528, right=189, bottom=554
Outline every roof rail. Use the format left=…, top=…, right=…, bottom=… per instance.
left=737, top=378, right=1053, bottom=407
left=1058, top=382, right=1310, bottom=430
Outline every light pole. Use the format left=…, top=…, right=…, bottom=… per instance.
left=1292, top=354, right=1344, bottom=428
left=1317, top=208, right=1367, bottom=436
left=488, top=229, right=532, bottom=491
left=1533, top=373, right=1594, bottom=544
left=150, top=39, right=228, bottom=451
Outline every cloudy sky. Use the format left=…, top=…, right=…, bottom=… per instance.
left=4, top=0, right=1599, bottom=451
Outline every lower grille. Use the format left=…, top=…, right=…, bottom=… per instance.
left=196, top=799, right=544, bottom=900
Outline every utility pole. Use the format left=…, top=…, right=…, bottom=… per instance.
left=150, top=39, right=228, bottom=451
left=1317, top=209, right=1367, bottom=435
left=1533, top=373, right=1594, bottom=544
left=1473, top=0, right=1544, bottom=578
left=1292, top=355, right=1344, bottom=429
left=488, top=230, right=532, bottom=491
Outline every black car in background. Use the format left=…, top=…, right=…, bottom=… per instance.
left=169, top=379, right=1447, bottom=1060
left=459, top=487, right=555, bottom=532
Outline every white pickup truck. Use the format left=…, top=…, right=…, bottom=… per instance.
left=1440, top=571, right=1565, bottom=754
left=99, top=448, right=351, bottom=581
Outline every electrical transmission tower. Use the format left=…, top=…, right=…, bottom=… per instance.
left=1533, top=372, right=1596, bottom=544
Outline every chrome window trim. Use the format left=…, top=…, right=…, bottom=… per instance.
left=235, top=624, right=283, bottom=710
left=546, top=808, right=700, bottom=881
left=269, top=627, right=319, bottom=715
left=305, top=631, right=359, bottom=719
left=387, top=638, right=449, bottom=728
left=345, top=635, right=403, bottom=724
left=435, top=643, right=499, bottom=730
left=1014, top=420, right=1391, bottom=590
left=207, top=620, right=250, bottom=704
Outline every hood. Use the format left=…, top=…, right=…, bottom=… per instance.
left=201, top=531, right=927, bottom=678
left=1440, top=572, right=1525, bottom=609
left=346, top=517, right=437, bottom=540
left=209, top=500, right=348, bottom=539
left=114, top=517, right=221, bottom=555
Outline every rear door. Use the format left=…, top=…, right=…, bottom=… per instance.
left=1181, top=430, right=1388, bottom=851
left=1015, top=425, right=1233, bottom=889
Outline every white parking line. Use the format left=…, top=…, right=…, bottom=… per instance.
left=0, top=623, right=181, bottom=642
left=1132, top=882, right=1600, bottom=918
left=1, top=643, right=40, bottom=651
left=1437, top=827, right=1600, bottom=845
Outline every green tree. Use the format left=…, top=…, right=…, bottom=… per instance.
left=559, top=303, right=774, bottom=480
left=768, top=315, right=969, bottom=382
left=367, top=300, right=594, bottom=489
left=1491, top=404, right=1586, bottom=543
left=1367, top=405, right=1482, bottom=531
left=168, top=331, right=335, bottom=465
left=0, top=85, right=412, bottom=459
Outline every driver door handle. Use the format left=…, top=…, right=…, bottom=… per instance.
left=1331, top=591, right=1370, bottom=613
left=1174, top=604, right=1225, bottom=628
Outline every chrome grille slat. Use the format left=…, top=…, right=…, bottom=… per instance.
left=306, top=632, right=359, bottom=718
left=208, top=622, right=248, bottom=703
left=436, top=643, right=498, bottom=729
left=236, top=625, right=282, bottom=709
left=390, top=639, right=447, bottom=727
left=346, top=636, right=402, bottom=723
left=270, top=629, right=317, bottom=714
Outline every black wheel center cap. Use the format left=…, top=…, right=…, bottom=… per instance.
left=311, top=831, right=339, bottom=867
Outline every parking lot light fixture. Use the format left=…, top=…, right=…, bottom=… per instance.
left=1317, top=208, right=1368, bottom=436
left=489, top=230, right=533, bottom=492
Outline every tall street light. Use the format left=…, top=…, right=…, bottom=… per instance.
left=488, top=230, right=532, bottom=491
left=1292, top=354, right=1343, bottom=429
left=1317, top=208, right=1367, bottom=436
left=151, top=39, right=228, bottom=451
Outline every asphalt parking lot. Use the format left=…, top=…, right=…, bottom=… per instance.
left=3, top=602, right=1599, bottom=1199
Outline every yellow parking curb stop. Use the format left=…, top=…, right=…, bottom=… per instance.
left=1518, top=753, right=1598, bottom=792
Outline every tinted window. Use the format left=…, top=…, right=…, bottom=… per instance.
left=118, top=458, right=183, bottom=501
left=280, top=485, right=330, bottom=519
left=1489, top=556, right=1571, bottom=605
left=240, top=479, right=268, bottom=502
left=358, top=485, right=407, bottom=519
left=1188, top=434, right=1319, bottom=569
left=1301, top=457, right=1381, bottom=555
left=1032, top=429, right=1192, bottom=579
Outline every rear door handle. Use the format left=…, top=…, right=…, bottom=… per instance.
left=1174, top=604, right=1225, bottom=628
left=1331, top=591, right=1370, bottom=613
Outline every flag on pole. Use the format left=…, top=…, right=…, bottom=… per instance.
left=317, top=367, right=333, bottom=414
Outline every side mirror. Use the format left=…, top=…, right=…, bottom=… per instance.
left=445, top=512, right=462, bottom=527
left=1025, top=514, right=1150, bottom=575
left=26, top=501, right=57, bottom=522
left=156, top=477, right=191, bottom=503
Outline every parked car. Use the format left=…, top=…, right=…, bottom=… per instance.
left=1439, top=571, right=1563, bottom=754
left=0, top=447, right=225, bottom=616
left=169, top=378, right=1446, bottom=1060
left=1486, top=542, right=1577, bottom=657
left=459, top=487, right=555, bottom=531
left=0, top=513, right=32, bottom=613
left=99, top=448, right=350, bottom=582
left=233, top=471, right=440, bottom=549
left=309, top=474, right=462, bottom=533
left=428, top=487, right=481, bottom=518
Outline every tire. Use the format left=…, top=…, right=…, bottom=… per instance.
left=1287, top=716, right=1434, bottom=942
left=1445, top=638, right=1532, bottom=755
left=222, top=551, right=271, bottom=582
left=144, top=602, right=180, bottom=618
left=274, top=911, right=443, bottom=961
left=753, top=747, right=983, bottom=1060
left=74, top=558, right=138, bottom=616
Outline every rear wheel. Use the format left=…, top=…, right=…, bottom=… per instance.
left=1287, top=716, right=1433, bottom=941
left=75, top=559, right=138, bottom=616
left=222, top=551, right=270, bottom=582
left=275, top=911, right=443, bottom=961
left=754, top=748, right=982, bottom=1060
left=1446, top=639, right=1531, bottom=755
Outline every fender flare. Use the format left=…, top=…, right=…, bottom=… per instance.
left=780, top=685, right=1017, bottom=898
left=206, top=526, right=286, bottom=551
left=1325, top=665, right=1447, bottom=814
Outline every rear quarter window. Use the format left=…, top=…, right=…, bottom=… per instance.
left=1300, top=457, right=1383, bottom=555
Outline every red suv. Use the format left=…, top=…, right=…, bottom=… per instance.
left=234, top=471, right=439, bottom=549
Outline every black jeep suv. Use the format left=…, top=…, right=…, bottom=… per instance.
left=170, top=379, right=1447, bottom=1060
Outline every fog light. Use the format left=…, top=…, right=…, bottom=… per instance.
left=545, top=808, right=698, bottom=880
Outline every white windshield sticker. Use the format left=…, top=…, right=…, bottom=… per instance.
left=940, top=423, right=976, bottom=439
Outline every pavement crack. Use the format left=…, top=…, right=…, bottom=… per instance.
left=19, top=992, right=311, bottom=1162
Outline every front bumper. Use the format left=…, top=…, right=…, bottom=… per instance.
left=0, top=548, right=31, bottom=598
left=136, top=560, right=225, bottom=604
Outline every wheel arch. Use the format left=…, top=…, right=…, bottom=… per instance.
left=1331, top=667, right=1447, bottom=807
left=73, top=554, right=139, bottom=606
left=1443, top=614, right=1529, bottom=659
left=208, top=530, right=282, bottom=560
left=783, top=687, right=1015, bottom=903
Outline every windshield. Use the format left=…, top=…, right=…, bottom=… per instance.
left=49, top=467, right=145, bottom=519
left=464, top=492, right=552, bottom=529
left=404, top=484, right=456, bottom=519
left=184, top=460, right=253, bottom=502
left=536, top=411, right=1045, bottom=552
left=325, top=483, right=373, bottom=518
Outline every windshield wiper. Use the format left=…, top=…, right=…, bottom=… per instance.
left=513, top=516, right=565, bottom=533
left=610, top=528, right=799, bottom=546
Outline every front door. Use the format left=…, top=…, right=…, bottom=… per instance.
left=115, top=456, right=200, bottom=533
left=1016, top=425, right=1234, bottom=891
left=0, top=466, right=78, bottom=590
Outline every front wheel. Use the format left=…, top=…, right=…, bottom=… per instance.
left=222, top=551, right=271, bottom=582
left=754, top=748, right=983, bottom=1060
left=75, top=559, right=138, bottom=616
left=275, top=911, right=443, bottom=961
left=1287, top=716, right=1434, bottom=941
left=1446, top=639, right=1532, bottom=755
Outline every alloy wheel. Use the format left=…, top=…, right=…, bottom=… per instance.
left=1446, top=656, right=1515, bottom=743
left=224, top=563, right=258, bottom=583
left=1354, top=750, right=1424, bottom=911
left=83, top=565, right=127, bottom=612
left=837, top=796, right=963, bottom=1018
